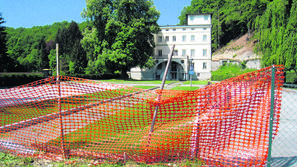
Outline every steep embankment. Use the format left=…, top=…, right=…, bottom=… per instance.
left=212, top=33, right=260, bottom=63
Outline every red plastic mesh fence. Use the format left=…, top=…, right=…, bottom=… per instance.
left=0, top=66, right=284, bottom=166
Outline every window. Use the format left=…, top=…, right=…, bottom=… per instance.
left=203, top=35, right=207, bottom=41
left=165, top=36, right=169, bottom=42
left=182, top=35, right=186, bottom=42
left=183, top=28, right=186, bottom=31
left=182, top=49, right=186, bottom=56
left=181, top=60, right=184, bottom=64
left=174, top=50, right=178, bottom=56
left=191, top=35, right=195, bottom=41
left=166, top=29, right=169, bottom=31
left=191, top=49, right=195, bottom=56
left=191, top=28, right=195, bottom=30
left=204, top=15, right=208, bottom=20
left=158, top=36, right=162, bottom=42
left=173, top=29, right=176, bottom=31
left=158, top=50, right=162, bottom=56
left=203, top=28, right=207, bottom=30
left=203, top=62, right=207, bottom=69
left=173, top=36, right=176, bottom=42
left=203, top=49, right=207, bottom=56
left=190, top=15, right=194, bottom=20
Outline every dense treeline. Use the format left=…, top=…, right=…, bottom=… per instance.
left=3, top=21, right=88, bottom=74
left=0, top=0, right=159, bottom=78
left=179, top=0, right=297, bottom=69
left=1, top=0, right=297, bottom=75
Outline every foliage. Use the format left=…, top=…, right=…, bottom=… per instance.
left=53, top=21, right=87, bottom=75
left=211, top=63, right=257, bottom=81
left=5, top=21, right=71, bottom=72
left=178, top=0, right=269, bottom=51
left=81, top=0, right=160, bottom=78
left=0, top=73, right=44, bottom=87
left=0, top=13, right=13, bottom=72
left=255, top=0, right=297, bottom=69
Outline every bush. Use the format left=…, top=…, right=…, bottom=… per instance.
left=69, top=73, right=121, bottom=80
left=211, top=64, right=257, bottom=81
left=0, top=73, right=44, bottom=87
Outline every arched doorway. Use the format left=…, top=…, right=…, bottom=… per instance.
left=170, top=61, right=185, bottom=80
left=155, top=61, right=185, bottom=80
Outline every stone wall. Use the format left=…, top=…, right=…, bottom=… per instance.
left=211, top=59, right=261, bottom=71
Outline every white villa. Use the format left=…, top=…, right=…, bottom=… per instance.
left=130, top=14, right=212, bottom=80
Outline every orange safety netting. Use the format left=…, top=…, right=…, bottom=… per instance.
left=0, top=66, right=284, bottom=166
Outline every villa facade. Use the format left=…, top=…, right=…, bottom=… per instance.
left=130, top=14, right=212, bottom=80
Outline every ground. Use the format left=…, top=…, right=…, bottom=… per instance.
left=212, top=33, right=260, bottom=62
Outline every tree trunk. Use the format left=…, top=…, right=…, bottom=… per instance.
left=121, top=68, right=129, bottom=80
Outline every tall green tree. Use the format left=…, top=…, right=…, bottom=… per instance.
left=82, top=0, right=160, bottom=78
left=0, top=13, right=11, bottom=72
left=255, top=0, right=297, bottom=69
left=54, top=21, right=87, bottom=75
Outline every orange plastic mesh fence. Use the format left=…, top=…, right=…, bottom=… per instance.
left=0, top=66, right=284, bottom=166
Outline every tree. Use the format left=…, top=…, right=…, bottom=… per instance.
left=82, top=0, right=160, bottom=78
left=255, top=0, right=297, bottom=69
left=54, top=21, right=87, bottom=75
left=0, top=13, right=12, bottom=72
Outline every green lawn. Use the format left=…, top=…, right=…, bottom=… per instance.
left=132, top=85, right=158, bottom=89
left=100, top=79, right=176, bottom=84
left=1, top=86, right=205, bottom=166
left=0, top=152, right=205, bottom=166
left=183, top=80, right=211, bottom=85
left=0, top=89, right=133, bottom=126
left=171, top=86, right=200, bottom=91
left=42, top=91, right=198, bottom=158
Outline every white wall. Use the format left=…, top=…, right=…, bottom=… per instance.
left=187, top=14, right=211, bottom=25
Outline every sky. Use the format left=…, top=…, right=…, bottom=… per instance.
left=0, top=0, right=192, bottom=29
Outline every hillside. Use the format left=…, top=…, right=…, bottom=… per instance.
left=212, top=33, right=260, bottom=62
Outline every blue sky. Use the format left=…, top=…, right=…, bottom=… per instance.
left=0, top=0, right=192, bottom=28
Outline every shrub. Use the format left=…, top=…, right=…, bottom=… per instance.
left=211, top=64, right=257, bottom=81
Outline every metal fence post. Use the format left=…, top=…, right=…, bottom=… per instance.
left=267, top=65, right=275, bottom=167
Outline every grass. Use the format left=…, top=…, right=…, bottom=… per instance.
left=0, top=89, right=136, bottom=126
left=1, top=82, right=204, bottom=166
left=132, top=86, right=158, bottom=89
left=183, top=80, right=210, bottom=85
left=100, top=79, right=176, bottom=84
left=170, top=86, right=200, bottom=91
left=0, top=152, right=205, bottom=166
left=38, top=90, right=198, bottom=160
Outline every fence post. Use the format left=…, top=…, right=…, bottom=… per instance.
left=267, top=65, right=275, bottom=167
left=149, top=44, right=175, bottom=134
left=56, top=43, right=67, bottom=159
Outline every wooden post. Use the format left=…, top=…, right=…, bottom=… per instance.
left=56, top=43, right=59, bottom=79
left=56, top=43, right=67, bottom=159
left=149, top=44, right=175, bottom=134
